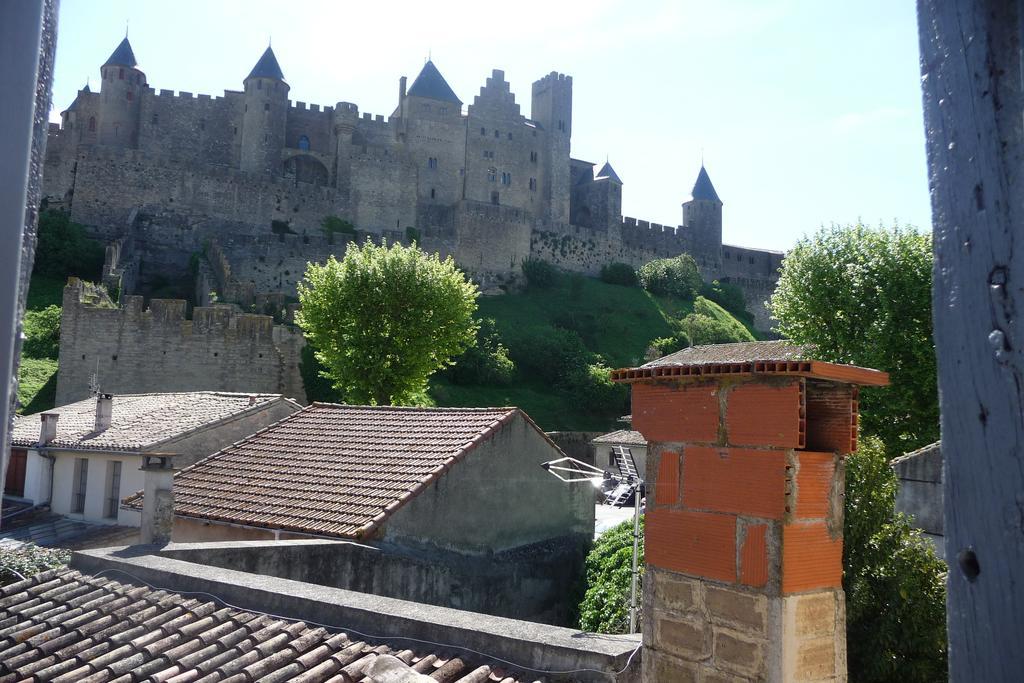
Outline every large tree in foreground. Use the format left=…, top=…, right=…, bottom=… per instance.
left=297, top=241, right=478, bottom=405
left=770, top=224, right=937, bottom=456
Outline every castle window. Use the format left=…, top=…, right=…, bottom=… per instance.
left=724, top=250, right=731, bottom=258
left=491, top=191, right=499, bottom=205
left=151, top=113, right=158, bottom=125
left=88, top=117, right=96, bottom=132
left=298, top=135, right=310, bottom=151
left=119, top=68, right=124, bottom=80
left=481, top=127, right=486, bottom=135
left=737, top=253, right=743, bottom=261
left=430, top=188, right=436, bottom=199
left=428, top=157, right=438, bottom=169
left=264, top=103, right=270, bottom=111
left=501, top=172, right=511, bottom=185
left=257, top=80, right=262, bottom=90
left=530, top=151, right=537, bottom=163
left=749, top=256, right=755, bottom=264
left=264, top=134, right=268, bottom=142
left=508, top=132, right=512, bottom=140
left=126, top=91, right=133, bottom=101
left=440, top=106, right=448, bottom=115
left=487, top=167, right=497, bottom=182
left=233, top=126, right=238, bottom=135
left=494, top=130, right=500, bottom=138
left=529, top=177, right=537, bottom=191
left=421, top=103, right=430, bottom=111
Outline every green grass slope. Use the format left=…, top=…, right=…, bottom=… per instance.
left=427, top=274, right=753, bottom=431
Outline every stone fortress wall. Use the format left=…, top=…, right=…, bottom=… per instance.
left=46, top=37, right=784, bottom=404
left=55, top=279, right=306, bottom=406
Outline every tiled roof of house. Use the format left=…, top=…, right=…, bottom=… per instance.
left=124, top=404, right=531, bottom=538
left=12, top=392, right=292, bottom=452
left=612, top=340, right=889, bottom=386
left=0, top=568, right=531, bottom=682
left=592, top=429, right=647, bottom=446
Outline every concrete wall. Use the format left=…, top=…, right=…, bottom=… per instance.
left=378, top=414, right=594, bottom=555
left=159, top=535, right=591, bottom=626
left=50, top=449, right=144, bottom=526
left=892, top=442, right=944, bottom=559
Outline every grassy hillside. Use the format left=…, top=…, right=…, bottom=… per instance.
left=427, top=273, right=755, bottom=431
left=17, top=275, right=65, bottom=414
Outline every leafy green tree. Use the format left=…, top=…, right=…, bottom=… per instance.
left=600, top=262, right=639, bottom=287
left=297, top=241, right=479, bottom=405
left=680, top=297, right=755, bottom=345
left=521, top=257, right=558, bottom=289
left=33, top=209, right=104, bottom=281
left=0, top=544, right=70, bottom=586
left=638, top=254, right=702, bottom=299
left=578, top=515, right=644, bottom=634
left=446, top=318, right=515, bottom=386
left=770, top=224, right=937, bottom=456
left=22, top=305, right=61, bottom=359
left=843, top=437, right=947, bottom=682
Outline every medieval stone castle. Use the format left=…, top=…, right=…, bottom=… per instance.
left=45, top=37, right=782, bottom=404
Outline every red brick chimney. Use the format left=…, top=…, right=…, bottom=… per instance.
left=612, top=341, right=888, bottom=683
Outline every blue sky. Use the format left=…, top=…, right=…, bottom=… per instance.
left=49, top=0, right=930, bottom=252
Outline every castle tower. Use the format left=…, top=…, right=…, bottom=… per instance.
left=333, top=102, right=359, bottom=194
left=239, top=46, right=290, bottom=175
left=682, top=165, right=724, bottom=267
left=594, top=161, right=623, bottom=229
left=531, top=72, right=572, bottom=222
left=98, top=38, right=145, bottom=148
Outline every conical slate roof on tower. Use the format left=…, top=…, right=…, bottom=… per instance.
left=407, top=60, right=462, bottom=105
left=690, top=165, right=721, bottom=202
left=596, top=161, right=623, bottom=184
left=103, top=37, right=138, bottom=68
left=247, top=46, right=285, bottom=81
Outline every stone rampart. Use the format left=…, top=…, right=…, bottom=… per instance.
left=55, top=278, right=307, bottom=406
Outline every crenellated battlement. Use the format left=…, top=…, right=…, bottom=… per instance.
left=151, top=88, right=228, bottom=103
left=289, top=100, right=333, bottom=115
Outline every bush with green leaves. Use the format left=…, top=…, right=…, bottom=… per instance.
left=297, top=241, right=478, bottom=405
left=33, top=209, right=104, bottom=281
left=679, top=297, right=755, bottom=345
left=638, top=254, right=702, bottom=299
left=700, top=279, right=750, bottom=322
left=770, top=223, right=936, bottom=456
left=844, top=437, right=947, bottom=682
left=446, top=318, right=515, bottom=386
left=508, top=326, right=591, bottom=380
left=578, top=515, right=644, bottom=634
left=22, top=305, right=61, bottom=359
left=600, top=262, right=638, bottom=287
left=521, top=258, right=558, bottom=289
left=559, top=362, right=629, bottom=415
left=0, top=544, right=70, bottom=586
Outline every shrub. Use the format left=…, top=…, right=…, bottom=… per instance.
left=320, top=215, right=356, bottom=236
left=700, top=279, right=749, bottom=320
left=405, top=226, right=421, bottom=243
left=271, top=219, right=297, bottom=235
left=578, top=515, right=644, bottom=634
left=0, top=544, right=70, bottom=586
left=600, top=262, right=638, bottom=287
left=22, top=305, right=61, bottom=359
left=648, top=329, right=692, bottom=359
left=508, top=327, right=590, bottom=380
left=638, top=254, right=702, bottom=299
left=844, top=437, right=948, bottom=682
left=560, top=362, right=629, bottom=415
left=678, top=297, right=755, bottom=345
left=446, top=318, right=516, bottom=386
left=33, top=209, right=104, bottom=281
left=521, top=258, right=558, bottom=289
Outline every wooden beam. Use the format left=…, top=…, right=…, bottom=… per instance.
left=918, top=1, right=1024, bottom=679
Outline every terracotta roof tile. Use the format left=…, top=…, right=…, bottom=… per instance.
left=12, top=392, right=295, bottom=451
left=124, top=404, right=526, bottom=538
left=591, top=429, right=647, bottom=446
left=0, top=569, right=537, bottom=682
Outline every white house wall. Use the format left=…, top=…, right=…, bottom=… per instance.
left=49, top=450, right=143, bottom=527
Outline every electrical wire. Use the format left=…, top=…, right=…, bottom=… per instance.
left=90, top=567, right=643, bottom=679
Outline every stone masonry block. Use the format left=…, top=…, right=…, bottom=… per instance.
left=632, top=381, right=720, bottom=444
left=725, top=379, right=804, bottom=448
left=654, top=450, right=681, bottom=507
left=794, top=591, right=838, bottom=638
left=701, top=667, right=756, bottom=683
left=782, top=522, right=843, bottom=594
left=646, top=508, right=737, bottom=582
left=643, top=649, right=700, bottom=683
left=795, top=452, right=838, bottom=521
left=705, top=584, right=769, bottom=637
left=655, top=614, right=709, bottom=661
left=795, top=636, right=837, bottom=681
left=682, top=447, right=787, bottom=518
left=651, top=569, right=703, bottom=615
left=712, top=626, right=766, bottom=679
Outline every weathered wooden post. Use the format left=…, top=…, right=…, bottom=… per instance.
left=918, top=1, right=1024, bottom=679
